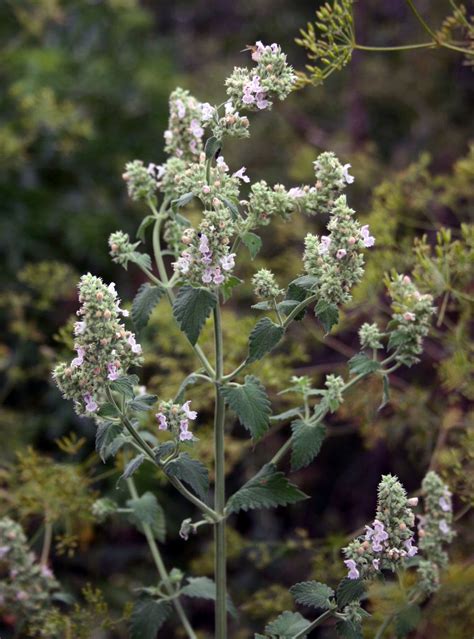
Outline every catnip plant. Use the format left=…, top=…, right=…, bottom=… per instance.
left=53, top=41, right=452, bottom=638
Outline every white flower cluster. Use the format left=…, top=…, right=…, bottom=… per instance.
left=343, top=475, right=418, bottom=580
left=53, top=274, right=142, bottom=416
left=173, top=208, right=236, bottom=288
left=417, top=471, right=454, bottom=594
left=164, top=87, right=209, bottom=161
left=155, top=400, right=199, bottom=442
left=387, top=274, right=435, bottom=366
left=303, top=195, right=375, bottom=305
left=225, top=42, right=296, bottom=112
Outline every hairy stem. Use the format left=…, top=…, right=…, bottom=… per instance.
left=213, top=302, right=228, bottom=639
left=126, top=477, right=197, bottom=639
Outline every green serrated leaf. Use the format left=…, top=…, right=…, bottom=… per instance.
left=172, top=285, right=217, bottom=345
left=97, top=402, right=120, bottom=419
left=127, top=491, right=166, bottom=542
left=265, top=611, right=311, bottom=638
left=120, top=453, right=146, bottom=482
left=290, top=581, right=334, bottom=610
left=136, top=215, right=154, bottom=241
left=242, top=232, right=262, bottom=259
left=290, top=420, right=327, bottom=471
left=128, top=394, right=157, bottom=412
left=289, top=275, right=318, bottom=291
left=248, top=317, right=285, bottom=363
left=314, top=299, right=339, bottom=334
left=104, top=434, right=128, bottom=459
left=221, top=375, right=271, bottom=440
left=95, top=421, right=123, bottom=462
left=226, top=463, right=308, bottom=514
left=129, top=251, right=152, bottom=271
left=336, top=578, right=365, bottom=609
left=395, top=604, right=421, bottom=638
left=130, top=598, right=171, bottom=639
left=204, top=136, right=222, bottom=159
left=378, top=375, right=390, bottom=411
left=336, top=619, right=363, bottom=639
left=165, top=453, right=209, bottom=500
left=284, top=280, right=309, bottom=320
left=348, top=353, right=382, bottom=376
left=109, top=375, right=139, bottom=399
left=181, top=576, right=237, bottom=618
left=132, top=283, right=165, bottom=332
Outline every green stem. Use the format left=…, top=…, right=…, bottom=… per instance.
left=405, top=0, right=440, bottom=41
left=126, top=477, right=197, bottom=639
left=213, top=302, right=228, bottom=639
left=292, top=609, right=334, bottom=639
left=355, top=42, right=435, bottom=51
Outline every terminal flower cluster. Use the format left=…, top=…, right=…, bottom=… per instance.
left=155, top=400, right=198, bottom=442
left=343, top=475, right=418, bottom=580
left=303, top=195, right=375, bottom=305
left=225, top=41, right=296, bottom=112
left=164, top=88, right=207, bottom=160
left=387, top=274, right=435, bottom=366
left=417, top=471, right=454, bottom=594
left=52, top=274, right=142, bottom=416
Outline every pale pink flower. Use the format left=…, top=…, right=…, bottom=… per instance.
left=182, top=400, right=197, bottom=420
left=360, top=225, right=375, bottom=248
left=179, top=419, right=193, bottom=441
left=344, top=559, right=360, bottom=580
left=156, top=413, right=168, bottom=430
left=72, top=347, right=85, bottom=368
left=84, top=393, right=98, bottom=413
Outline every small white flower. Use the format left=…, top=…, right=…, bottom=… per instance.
left=216, top=156, right=229, bottom=173
left=232, top=167, right=250, bottom=182
left=342, top=163, right=355, bottom=184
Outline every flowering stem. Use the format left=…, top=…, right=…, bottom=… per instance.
left=292, top=609, right=334, bottom=639
left=126, top=476, right=197, bottom=639
left=105, top=387, right=219, bottom=522
left=213, top=301, right=228, bottom=639
left=270, top=369, right=378, bottom=466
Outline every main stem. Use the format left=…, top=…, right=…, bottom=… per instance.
left=213, top=302, right=227, bottom=639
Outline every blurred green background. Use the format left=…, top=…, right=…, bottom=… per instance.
left=0, top=1, right=473, bottom=637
